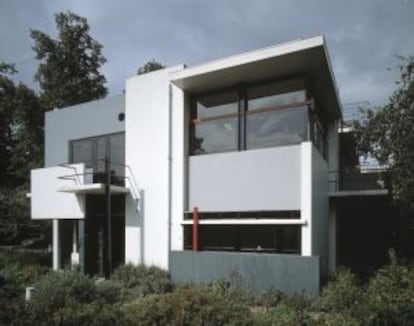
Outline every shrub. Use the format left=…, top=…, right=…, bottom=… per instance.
left=25, top=269, right=122, bottom=323
left=259, top=288, right=286, bottom=308
left=252, top=304, right=297, bottom=325
left=111, top=264, right=173, bottom=298
left=319, top=267, right=363, bottom=316
left=51, top=302, right=127, bottom=326
left=205, top=273, right=256, bottom=306
left=123, top=286, right=252, bottom=325
left=364, top=260, right=414, bottom=325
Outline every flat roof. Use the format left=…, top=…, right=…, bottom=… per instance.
left=170, top=35, right=341, bottom=122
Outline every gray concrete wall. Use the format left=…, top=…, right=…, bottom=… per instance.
left=311, top=146, right=329, bottom=274
left=170, top=251, right=320, bottom=296
left=188, top=145, right=301, bottom=211
left=45, top=95, right=125, bottom=167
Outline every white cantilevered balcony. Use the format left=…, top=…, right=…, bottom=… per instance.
left=30, top=163, right=131, bottom=220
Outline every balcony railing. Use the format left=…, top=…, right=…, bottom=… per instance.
left=329, top=166, right=390, bottom=192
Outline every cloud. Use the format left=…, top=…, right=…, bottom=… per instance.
left=0, top=0, right=413, bottom=106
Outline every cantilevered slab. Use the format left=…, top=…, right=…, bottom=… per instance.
left=58, top=183, right=129, bottom=195
left=329, top=189, right=389, bottom=198
left=170, top=35, right=341, bottom=123
left=31, top=164, right=86, bottom=219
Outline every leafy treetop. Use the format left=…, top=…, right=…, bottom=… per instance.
left=30, top=11, right=107, bottom=109
left=137, top=59, right=165, bottom=75
left=354, top=56, right=414, bottom=204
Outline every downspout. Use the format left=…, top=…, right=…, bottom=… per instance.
left=167, top=84, right=173, bottom=269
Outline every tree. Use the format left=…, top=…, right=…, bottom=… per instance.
left=137, top=59, right=165, bottom=75
left=354, top=56, right=414, bottom=205
left=30, top=11, right=107, bottom=109
left=0, top=63, right=46, bottom=245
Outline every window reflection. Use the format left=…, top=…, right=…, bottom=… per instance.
left=193, top=91, right=238, bottom=154
left=246, top=106, right=307, bottom=149
left=71, top=132, right=125, bottom=184
left=190, top=81, right=323, bottom=155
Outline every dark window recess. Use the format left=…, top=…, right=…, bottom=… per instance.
left=184, top=210, right=300, bottom=220
left=70, top=132, right=125, bottom=186
left=184, top=225, right=301, bottom=254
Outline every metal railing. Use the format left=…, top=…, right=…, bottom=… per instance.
left=57, top=161, right=141, bottom=201
left=329, top=167, right=390, bottom=192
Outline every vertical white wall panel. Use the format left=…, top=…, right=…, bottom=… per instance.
left=125, top=66, right=184, bottom=269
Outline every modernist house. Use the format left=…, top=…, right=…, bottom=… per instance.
left=29, top=36, right=391, bottom=294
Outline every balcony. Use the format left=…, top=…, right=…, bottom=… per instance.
left=30, top=163, right=142, bottom=220
left=329, top=166, right=390, bottom=197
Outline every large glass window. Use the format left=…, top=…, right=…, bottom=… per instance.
left=192, top=91, right=238, bottom=154
left=246, top=85, right=307, bottom=149
left=184, top=224, right=301, bottom=254
left=70, top=132, right=125, bottom=185
left=190, top=80, right=316, bottom=155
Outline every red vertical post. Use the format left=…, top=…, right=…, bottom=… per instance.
left=193, top=206, right=199, bottom=252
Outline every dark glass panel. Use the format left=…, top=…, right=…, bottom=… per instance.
left=246, top=106, right=308, bottom=149
left=193, top=91, right=238, bottom=154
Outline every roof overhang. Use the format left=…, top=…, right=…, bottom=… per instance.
left=170, top=35, right=341, bottom=123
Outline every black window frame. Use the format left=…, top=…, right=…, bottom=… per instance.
left=189, top=78, right=326, bottom=156
left=69, top=132, right=125, bottom=185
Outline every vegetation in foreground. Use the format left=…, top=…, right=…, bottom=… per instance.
left=1, top=251, right=414, bottom=325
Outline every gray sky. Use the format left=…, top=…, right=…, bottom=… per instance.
left=1, top=0, right=413, bottom=107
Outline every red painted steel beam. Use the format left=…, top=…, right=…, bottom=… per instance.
left=193, top=206, right=199, bottom=252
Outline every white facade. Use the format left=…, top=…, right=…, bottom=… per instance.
left=30, top=35, right=343, bottom=276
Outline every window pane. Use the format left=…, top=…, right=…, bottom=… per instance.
left=110, top=133, right=125, bottom=177
left=96, top=137, right=107, bottom=173
left=249, top=86, right=306, bottom=111
left=196, top=91, right=238, bottom=118
left=193, top=91, right=238, bottom=154
left=71, top=139, right=94, bottom=169
left=193, top=118, right=238, bottom=154
left=246, top=106, right=308, bottom=149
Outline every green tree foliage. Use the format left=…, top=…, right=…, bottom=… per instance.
left=30, top=11, right=107, bottom=109
left=0, top=63, right=45, bottom=245
left=354, top=56, right=414, bottom=204
left=137, top=59, right=165, bottom=75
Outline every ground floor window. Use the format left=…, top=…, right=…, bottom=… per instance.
left=184, top=225, right=301, bottom=254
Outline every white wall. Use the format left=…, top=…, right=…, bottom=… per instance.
left=300, top=142, right=313, bottom=256
left=45, top=95, right=124, bottom=167
left=125, top=66, right=184, bottom=269
left=31, top=164, right=85, bottom=219
left=188, top=145, right=302, bottom=212
left=170, top=85, right=188, bottom=251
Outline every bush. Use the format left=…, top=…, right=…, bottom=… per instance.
left=51, top=302, right=126, bottom=326
left=364, top=260, right=414, bottom=325
left=111, top=264, right=173, bottom=298
left=0, top=249, right=51, bottom=268
left=319, top=267, right=363, bottom=316
left=25, top=269, right=122, bottom=323
left=252, top=304, right=298, bottom=325
left=123, top=286, right=252, bottom=325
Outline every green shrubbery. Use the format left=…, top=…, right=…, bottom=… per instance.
left=123, top=286, right=252, bottom=325
left=1, top=257, right=414, bottom=325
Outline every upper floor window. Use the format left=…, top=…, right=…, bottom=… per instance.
left=246, top=83, right=307, bottom=150
left=70, top=132, right=125, bottom=184
left=190, top=79, right=318, bottom=155
left=192, top=91, right=238, bottom=154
